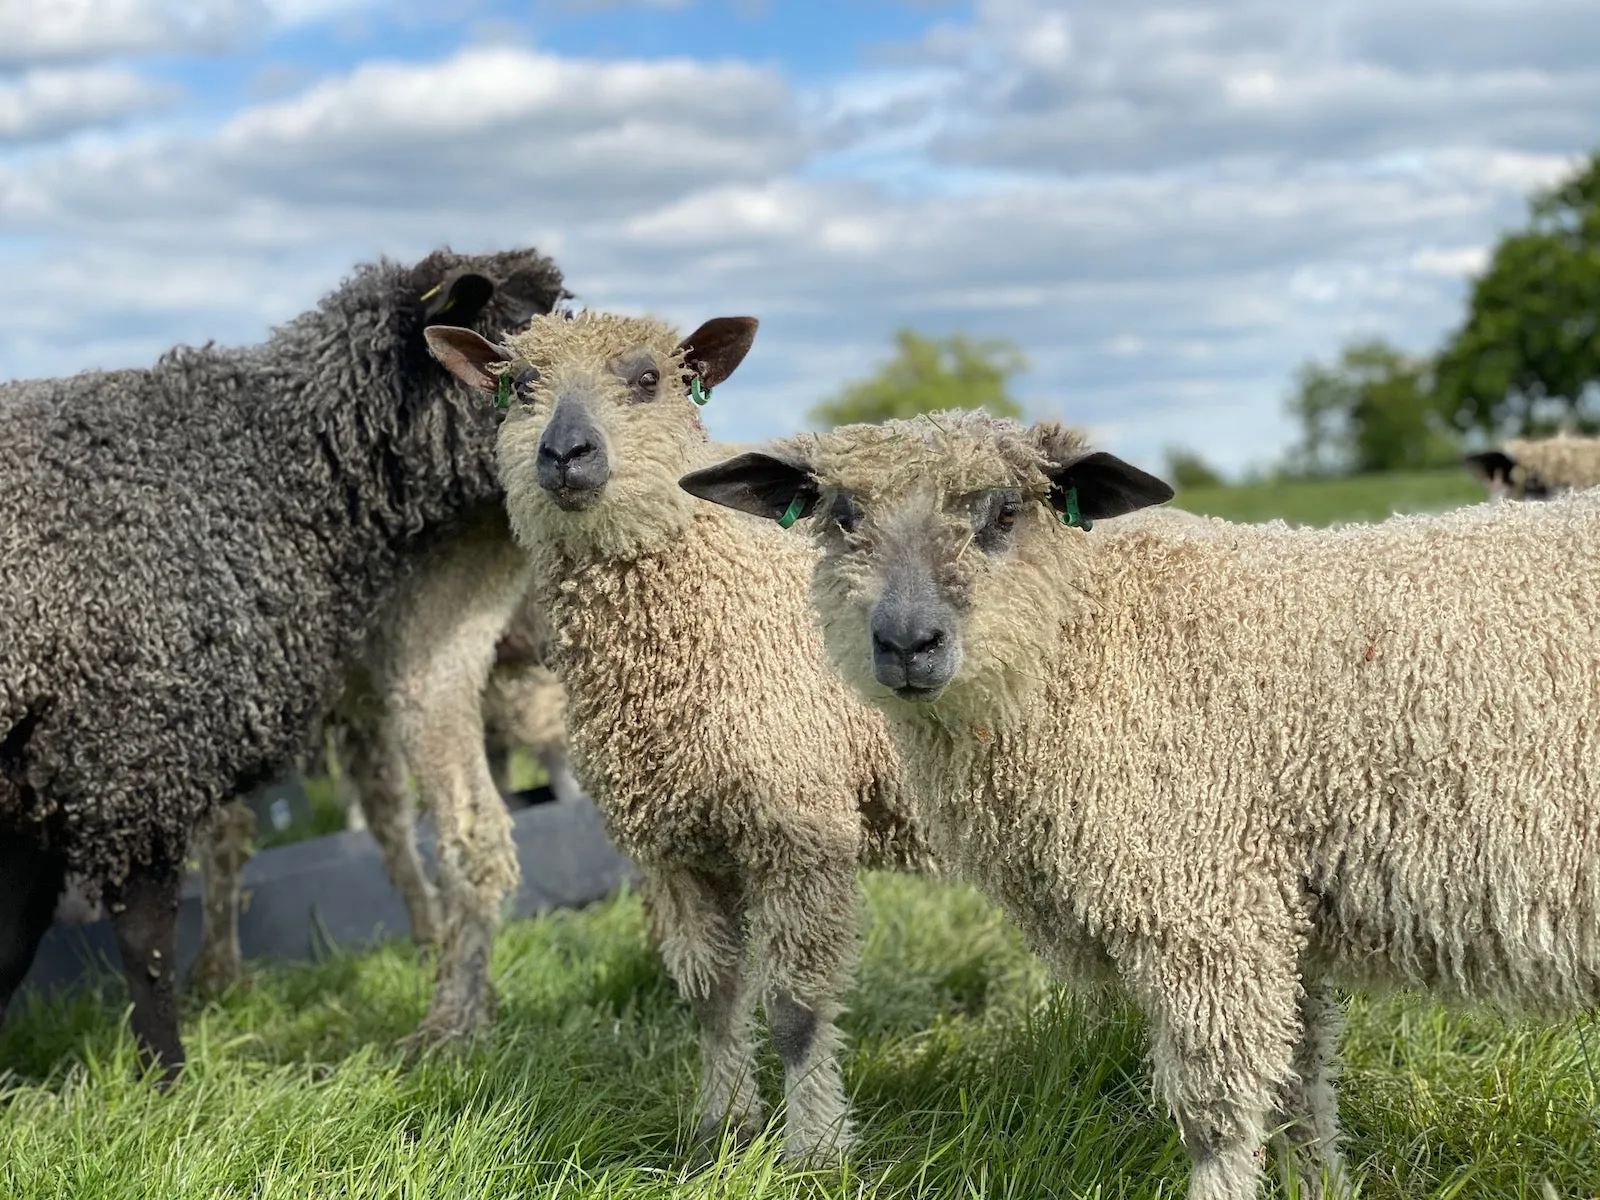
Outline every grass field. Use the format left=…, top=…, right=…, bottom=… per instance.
left=1173, top=468, right=1488, bottom=528
left=3, top=877, right=1597, bottom=1199
left=8, top=467, right=1595, bottom=1200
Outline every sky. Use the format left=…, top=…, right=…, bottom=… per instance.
left=2, top=0, right=1595, bottom=477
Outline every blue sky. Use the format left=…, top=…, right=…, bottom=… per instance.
left=3, top=0, right=1596, bottom=475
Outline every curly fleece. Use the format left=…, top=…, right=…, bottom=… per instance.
left=1501, top=432, right=1600, bottom=495
left=0, top=247, right=565, bottom=892
left=763, top=410, right=1600, bottom=1200
left=493, top=310, right=933, bottom=1161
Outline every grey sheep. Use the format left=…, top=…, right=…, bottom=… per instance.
left=0, top=246, right=565, bottom=1075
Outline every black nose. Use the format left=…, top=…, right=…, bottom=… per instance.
left=870, top=600, right=957, bottom=699
left=536, top=403, right=609, bottom=501
left=539, top=435, right=598, bottom=475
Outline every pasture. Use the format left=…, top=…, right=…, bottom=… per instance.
left=5, top=470, right=1594, bottom=1200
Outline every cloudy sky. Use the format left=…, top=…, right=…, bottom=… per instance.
left=3, top=0, right=1594, bottom=476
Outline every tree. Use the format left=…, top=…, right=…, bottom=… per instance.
left=1163, top=447, right=1225, bottom=490
left=809, top=328, right=1026, bottom=428
left=1281, top=339, right=1459, bottom=477
left=1435, top=149, right=1600, bottom=437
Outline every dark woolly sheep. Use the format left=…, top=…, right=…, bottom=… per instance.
left=0, top=246, right=566, bottom=1075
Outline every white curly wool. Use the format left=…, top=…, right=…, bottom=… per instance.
left=693, top=410, right=1600, bottom=1200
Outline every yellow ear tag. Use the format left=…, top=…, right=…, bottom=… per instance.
left=418, top=283, right=443, bottom=302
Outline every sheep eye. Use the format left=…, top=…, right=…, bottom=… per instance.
left=636, top=369, right=660, bottom=390
left=975, top=490, right=1023, bottom=552
left=830, top=492, right=860, bottom=533
left=513, top=365, right=541, bottom=400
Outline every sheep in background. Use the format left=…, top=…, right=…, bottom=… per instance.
left=425, top=311, right=934, bottom=1164
left=683, top=410, right=1600, bottom=1200
left=0, top=247, right=565, bottom=1074
left=1464, top=431, right=1600, bottom=500
left=190, top=577, right=579, bottom=1000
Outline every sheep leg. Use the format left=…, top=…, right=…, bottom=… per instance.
left=0, top=834, right=68, bottom=1027
left=643, top=867, right=762, bottom=1147
left=755, top=862, right=860, bottom=1164
left=105, top=861, right=185, bottom=1082
left=339, top=709, right=440, bottom=950
left=392, top=513, right=528, bottom=1051
left=1132, top=942, right=1303, bottom=1200
left=536, top=748, right=584, bottom=805
left=485, top=744, right=514, bottom=795
left=1270, top=982, right=1351, bottom=1200
left=189, top=800, right=257, bottom=998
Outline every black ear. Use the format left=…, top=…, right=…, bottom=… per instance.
left=679, top=450, right=820, bottom=523
left=1045, top=450, right=1175, bottom=522
left=420, top=269, right=496, bottom=327
left=423, top=325, right=510, bottom=391
left=676, top=317, right=759, bottom=390
left=1463, top=449, right=1516, bottom=486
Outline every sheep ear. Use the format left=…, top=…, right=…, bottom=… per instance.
left=1044, top=451, right=1175, bottom=522
left=420, top=269, right=496, bottom=326
left=679, top=450, right=820, bottom=523
left=424, top=325, right=510, bottom=391
left=1463, top=449, right=1516, bottom=487
left=676, top=317, right=758, bottom=390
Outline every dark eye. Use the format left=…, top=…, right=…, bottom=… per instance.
left=513, top=365, right=540, bottom=402
left=636, top=369, right=660, bottom=391
left=975, top=490, right=1022, bottom=552
left=830, top=492, right=860, bottom=533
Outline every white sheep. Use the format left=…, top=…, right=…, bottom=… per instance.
left=424, top=312, right=934, bottom=1164
left=682, top=410, right=1600, bottom=1200
left=1464, top=432, right=1600, bottom=500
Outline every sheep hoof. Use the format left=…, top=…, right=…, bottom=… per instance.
left=399, top=996, right=497, bottom=1060
left=688, top=1117, right=764, bottom=1169
left=779, top=1123, right=854, bottom=1170
left=188, top=951, right=248, bottom=1000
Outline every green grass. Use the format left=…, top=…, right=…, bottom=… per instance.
left=4, top=876, right=1597, bottom=1199
left=1174, top=469, right=1487, bottom=528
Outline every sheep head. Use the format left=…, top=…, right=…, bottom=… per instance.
left=426, top=310, right=757, bottom=562
left=680, top=411, right=1172, bottom=728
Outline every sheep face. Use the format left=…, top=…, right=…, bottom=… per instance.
left=680, top=412, right=1173, bottom=728
left=405, top=248, right=567, bottom=409
left=1463, top=447, right=1555, bottom=502
left=427, top=312, right=757, bottom=562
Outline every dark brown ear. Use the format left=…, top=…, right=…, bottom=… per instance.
left=420, top=269, right=496, bottom=326
left=1044, top=451, right=1175, bottom=522
left=679, top=450, right=820, bottom=523
left=1463, top=449, right=1516, bottom=487
left=676, top=317, right=759, bottom=390
left=424, top=325, right=510, bottom=391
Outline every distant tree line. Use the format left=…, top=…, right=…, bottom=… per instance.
left=1278, top=147, right=1600, bottom=481
left=810, top=147, right=1600, bottom=488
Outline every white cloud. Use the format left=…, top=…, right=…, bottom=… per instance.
left=0, top=0, right=265, bottom=67
left=0, top=67, right=178, bottom=142
left=1, top=1, right=1597, bottom=481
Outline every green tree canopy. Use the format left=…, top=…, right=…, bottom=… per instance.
left=1435, top=150, right=1600, bottom=436
left=808, top=328, right=1026, bottom=428
left=1162, top=447, right=1225, bottom=490
left=1282, top=339, right=1459, bottom=477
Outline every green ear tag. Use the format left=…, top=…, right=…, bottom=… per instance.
left=690, top=377, right=711, bottom=406
left=1060, top=487, right=1092, bottom=531
left=777, top=494, right=806, bottom=529
left=494, top=371, right=511, bottom=410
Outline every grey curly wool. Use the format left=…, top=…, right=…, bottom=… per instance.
left=0, top=246, right=566, bottom=1071
left=684, top=410, right=1600, bottom=1200
left=427, top=311, right=935, bottom=1164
